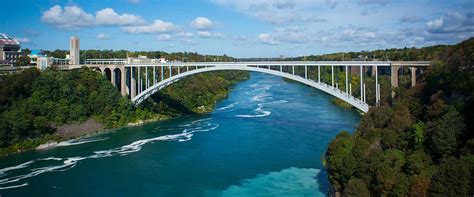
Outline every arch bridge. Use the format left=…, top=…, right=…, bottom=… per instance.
left=63, top=61, right=430, bottom=113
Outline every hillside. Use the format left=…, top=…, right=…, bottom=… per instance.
left=325, top=38, right=474, bottom=196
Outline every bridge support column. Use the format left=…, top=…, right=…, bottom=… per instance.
left=305, top=66, right=308, bottom=79
left=292, top=66, right=295, bottom=75
left=318, top=66, right=321, bottom=83
left=138, top=66, right=141, bottom=94
left=121, top=67, right=127, bottom=96
left=153, top=66, right=156, bottom=85
left=161, top=66, right=164, bottom=81
left=131, top=67, right=136, bottom=98
left=145, top=67, right=149, bottom=88
left=360, top=66, right=363, bottom=101
left=409, top=67, right=418, bottom=87
left=391, top=66, right=401, bottom=98
left=169, top=66, right=172, bottom=78
left=111, top=67, right=116, bottom=87
left=375, top=66, right=379, bottom=105
left=345, top=65, right=348, bottom=94
left=331, top=65, right=334, bottom=88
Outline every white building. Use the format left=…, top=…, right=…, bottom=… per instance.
left=69, top=36, right=80, bottom=65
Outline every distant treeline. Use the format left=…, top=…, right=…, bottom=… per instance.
left=42, top=50, right=235, bottom=62
left=289, top=45, right=449, bottom=61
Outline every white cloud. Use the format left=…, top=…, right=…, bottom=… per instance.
left=258, top=33, right=280, bottom=45
left=257, top=26, right=311, bottom=45
left=358, top=0, right=391, bottom=6
left=158, top=34, right=172, bottom=41
left=197, top=31, right=211, bottom=38
left=41, top=5, right=94, bottom=30
left=96, top=33, right=110, bottom=40
left=210, top=0, right=326, bottom=25
left=196, top=31, right=225, bottom=38
left=41, top=5, right=145, bottom=30
left=340, top=27, right=376, bottom=41
left=122, top=20, right=179, bottom=34
left=191, top=17, right=214, bottom=30
left=177, top=32, right=194, bottom=38
left=427, top=12, right=474, bottom=33
left=14, top=37, right=30, bottom=43
left=95, top=8, right=144, bottom=26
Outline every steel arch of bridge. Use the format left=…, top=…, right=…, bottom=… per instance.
left=124, top=61, right=430, bottom=112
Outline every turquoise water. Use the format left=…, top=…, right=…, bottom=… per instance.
left=0, top=72, right=360, bottom=196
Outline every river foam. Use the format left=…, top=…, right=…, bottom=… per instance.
left=55, top=137, right=110, bottom=147
left=216, top=102, right=238, bottom=111
left=0, top=117, right=219, bottom=190
left=236, top=104, right=272, bottom=118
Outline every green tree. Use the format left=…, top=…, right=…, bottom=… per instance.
left=430, top=157, right=471, bottom=196
left=326, top=131, right=356, bottom=191
left=430, top=107, right=465, bottom=158
left=343, top=178, right=370, bottom=197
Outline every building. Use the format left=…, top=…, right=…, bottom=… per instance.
left=0, top=33, right=21, bottom=64
left=69, top=36, right=80, bottom=65
left=36, top=56, right=53, bottom=71
left=28, top=50, right=46, bottom=65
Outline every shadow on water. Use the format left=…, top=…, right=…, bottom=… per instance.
left=317, top=168, right=330, bottom=196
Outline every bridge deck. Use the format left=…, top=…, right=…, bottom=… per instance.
left=124, top=61, right=430, bottom=67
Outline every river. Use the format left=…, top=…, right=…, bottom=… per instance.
left=0, top=72, right=360, bottom=196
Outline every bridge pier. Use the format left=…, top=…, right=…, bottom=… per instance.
left=331, top=65, right=334, bottom=88
left=153, top=66, right=156, bottom=84
left=391, top=66, right=401, bottom=98
left=131, top=68, right=136, bottom=98
left=305, top=66, right=308, bottom=79
left=318, top=66, right=321, bottom=83
left=111, top=68, right=116, bottom=87
left=138, top=66, right=141, bottom=94
left=409, top=67, right=418, bottom=87
left=375, top=66, right=379, bottom=105
left=121, top=67, right=127, bottom=96
left=345, top=66, right=349, bottom=94
left=360, top=66, right=364, bottom=101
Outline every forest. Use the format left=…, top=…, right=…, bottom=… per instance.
left=325, top=38, right=474, bottom=196
left=289, top=44, right=449, bottom=61
left=0, top=67, right=248, bottom=154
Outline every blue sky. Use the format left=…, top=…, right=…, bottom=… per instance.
left=0, top=0, right=473, bottom=57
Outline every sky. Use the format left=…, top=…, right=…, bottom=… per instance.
left=0, top=0, right=473, bottom=58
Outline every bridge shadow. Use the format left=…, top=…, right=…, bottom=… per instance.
left=145, top=92, right=195, bottom=116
